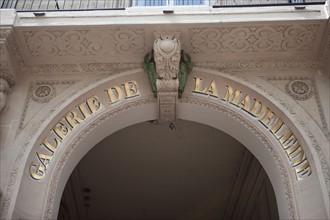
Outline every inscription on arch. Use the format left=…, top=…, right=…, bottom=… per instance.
left=192, top=76, right=311, bottom=180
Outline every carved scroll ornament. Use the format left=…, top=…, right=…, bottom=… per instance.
left=143, top=33, right=193, bottom=122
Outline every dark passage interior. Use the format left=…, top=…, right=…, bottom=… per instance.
left=58, top=120, right=279, bottom=220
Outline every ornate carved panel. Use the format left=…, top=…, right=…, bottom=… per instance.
left=11, top=20, right=326, bottom=71
left=189, top=24, right=320, bottom=54
left=16, top=27, right=145, bottom=64
left=23, top=29, right=144, bottom=57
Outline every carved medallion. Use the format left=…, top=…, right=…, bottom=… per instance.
left=32, top=84, right=56, bottom=103
left=286, top=79, right=313, bottom=101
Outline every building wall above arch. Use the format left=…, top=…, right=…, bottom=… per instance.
left=0, top=68, right=328, bottom=219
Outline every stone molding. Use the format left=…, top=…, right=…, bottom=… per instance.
left=0, top=27, right=23, bottom=80
left=20, top=62, right=142, bottom=74
left=14, top=58, right=323, bottom=75
left=194, top=58, right=321, bottom=72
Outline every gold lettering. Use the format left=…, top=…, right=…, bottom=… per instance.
left=240, top=95, right=251, bottom=111
left=53, top=121, right=71, bottom=140
left=106, top=86, right=123, bottom=104
left=207, top=80, right=219, bottom=98
left=286, top=141, right=300, bottom=156
left=37, top=152, right=53, bottom=169
left=65, top=110, right=84, bottom=128
left=222, top=86, right=241, bottom=106
left=260, top=109, right=277, bottom=129
left=77, top=102, right=91, bottom=119
left=29, top=161, right=46, bottom=180
left=123, top=81, right=140, bottom=99
left=248, top=99, right=267, bottom=118
left=282, top=134, right=296, bottom=149
left=277, top=128, right=293, bottom=144
left=289, top=147, right=306, bottom=167
left=86, top=96, right=101, bottom=113
left=193, top=77, right=208, bottom=94
left=270, top=119, right=284, bottom=134
left=295, top=162, right=312, bottom=179
left=42, top=138, right=60, bottom=153
left=192, top=77, right=218, bottom=97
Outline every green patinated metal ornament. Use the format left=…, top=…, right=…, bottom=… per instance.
left=178, top=50, right=193, bottom=98
left=143, top=50, right=157, bottom=97
left=143, top=50, right=193, bottom=98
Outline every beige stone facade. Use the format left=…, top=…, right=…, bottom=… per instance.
left=0, top=1, right=329, bottom=219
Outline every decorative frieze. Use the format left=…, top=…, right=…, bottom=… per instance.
left=190, top=24, right=320, bottom=54
left=23, top=28, right=145, bottom=57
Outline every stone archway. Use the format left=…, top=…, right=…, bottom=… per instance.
left=58, top=119, right=280, bottom=220
left=7, top=68, right=329, bottom=220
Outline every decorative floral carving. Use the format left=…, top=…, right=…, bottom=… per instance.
left=23, top=29, right=145, bottom=57
left=153, top=33, right=182, bottom=122
left=32, top=84, right=56, bottom=103
left=286, top=79, right=313, bottom=100
left=154, top=33, right=181, bottom=80
left=190, top=25, right=320, bottom=54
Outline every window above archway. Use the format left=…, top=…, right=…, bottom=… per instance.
left=135, top=0, right=206, bottom=6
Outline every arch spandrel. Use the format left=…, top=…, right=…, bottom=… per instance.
left=8, top=68, right=330, bottom=220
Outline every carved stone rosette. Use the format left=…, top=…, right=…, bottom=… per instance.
left=153, top=33, right=181, bottom=122
left=285, top=79, right=313, bottom=101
